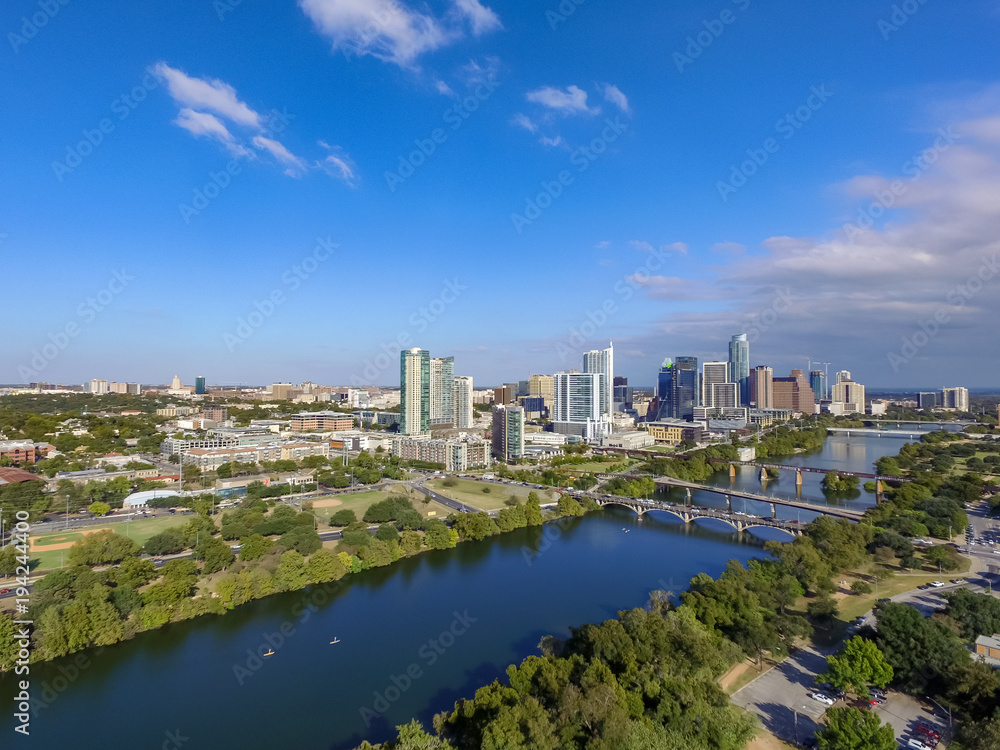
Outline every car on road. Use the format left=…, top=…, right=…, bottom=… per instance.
left=0, top=589, right=9, bottom=595
left=929, top=581, right=945, bottom=588
left=916, top=724, right=940, bottom=741
left=809, top=692, right=835, bottom=706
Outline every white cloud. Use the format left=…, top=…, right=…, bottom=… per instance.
left=173, top=109, right=253, bottom=157
left=600, top=83, right=630, bottom=114
left=539, top=134, right=563, bottom=148
left=253, top=136, right=307, bottom=177
left=317, top=142, right=358, bottom=186
left=435, top=79, right=456, bottom=97
left=452, top=0, right=502, bottom=35
left=460, top=56, right=501, bottom=86
left=299, top=0, right=501, bottom=66
left=511, top=113, right=537, bottom=133
left=526, top=85, right=597, bottom=115
left=154, top=62, right=261, bottom=128
left=595, top=240, right=612, bottom=249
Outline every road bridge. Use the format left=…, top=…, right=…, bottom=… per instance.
left=587, top=495, right=802, bottom=537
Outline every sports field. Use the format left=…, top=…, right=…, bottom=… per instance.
left=29, top=516, right=190, bottom=571
left=425, top=478, right=559, bottom=511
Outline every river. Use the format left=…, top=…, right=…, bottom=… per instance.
left=0, top=428, right=950, bottom=748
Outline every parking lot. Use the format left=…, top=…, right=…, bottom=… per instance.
left=732, top=645, right=951, bottom=748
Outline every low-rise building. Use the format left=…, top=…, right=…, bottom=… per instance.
left=392, top=434, right=492, bottom=472
left=601, top=431, right=655, bottom=450
left=0, top=439, right=37, bottom=464
left=290, top=411, right=355, bottom=431
left=280, top=442, right=330, bottom=462
left=975, top=635, right=1000, bottom=668
left=647, top=421, right=704, bottom=446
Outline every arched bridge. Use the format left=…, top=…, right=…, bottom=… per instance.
left=651, top=477, right=865, bottom=521
left=589, top=495, right=803, bottom=537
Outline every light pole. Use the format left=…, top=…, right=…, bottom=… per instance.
left=925, top=696, right=952, bottom=733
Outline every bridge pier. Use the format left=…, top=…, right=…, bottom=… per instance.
left=795, top=469, right=803, bottom=487
left=770, top=502, right=776, bottom=519
left=759, top=467, right=768, bottom=483
left=875, top=479, right=883, bottom=505
left=725, top=494, right=732, bottom=511
left=729, top=463, right=736, bottom=479
left=685, top=488, right=692, bottom=502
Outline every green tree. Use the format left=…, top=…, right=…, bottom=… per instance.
left=194, top=535, right=234, bottom=574
left=87, top=501, right=112, bottom=516
left=425, top=520, right=458, bottom=549
left=306, top=548, right=347, bottom=583
left=330, top=508, right=357, bottom=526
left=850, top=581, right=872, bottom=595
left=956, top=709, right=1000, bottom=750
left=943, top=588, right=1000, bottom=640
left=239, top=533, right=273, bottom=561
left=274, top=550, right=309, bottom=591
left=453, top=512, right=499, bottom=541
left=68, top=529, right=140, bottom=566
left=821, top=636, right=893, bottom=697
left=524, top=493, right=544, bottom=526
left=0, top=613, right=20, bottom=671
left=816, top=706, right=895, bottom=750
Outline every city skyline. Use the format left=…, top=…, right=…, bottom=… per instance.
left=5, top=1, right=1000, bottom=388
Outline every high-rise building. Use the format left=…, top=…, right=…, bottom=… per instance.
left=491, top=405, right=524, bottom=462
left=453, top=376, right=474, bottom=429
left=702, top=361, right=729, bottom=408
left=528, top=374, right=554, bottom=399
left=87, top=378, right=109, bottom=395
left=429, top=356, right=455, bottom=425
left=750, top=366, right=774, bottom=409
left=773, top=369, right=815, bottom=413
left=170, top=374, right=183, bottom=391
left=195, top=376, right=207, bottom=395
left=655, top=358, right=697, bottom=421
left=400, top=348, right=430, bottom=436
left=493, top=385, right=512, bottom=405
left=582, top=342, right=614, bottom=421
left=675, top=356, right=700, bottom=407
left=831, top=371, right=865, bottom=414
left=939, top=387, right=969, bottom=411
left=809, top=370, right=826, bottom=403
left=127, top=382, right=141, bottom=395
left=517, top=380, right=530, bottom=397
left=918, top=392, right=938, bottom=410
left=728, top=333, right=750, bottom=406
left=553, top=371, right=610, bottom=439
left=271, top=382, right=293, bottom=400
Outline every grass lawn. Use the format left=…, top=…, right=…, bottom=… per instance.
left=310, top=486, right=454, bottom=525
left=552, top=459, right=639, bottom=474
left=29, top=515, right=191, bottom=571
left=425, top=478, right=560, bottom=511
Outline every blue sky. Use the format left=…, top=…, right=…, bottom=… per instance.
left=2, top=0, right=999, bottom=388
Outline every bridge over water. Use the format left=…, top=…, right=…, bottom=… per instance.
left=588, top=494, right=804, bottom=537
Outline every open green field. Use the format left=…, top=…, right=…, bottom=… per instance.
left=425, top=478, right=560, bottom=511
left=310, top=486, right=455, bottom=524
left=552, top=458, right=639, bottom=474
left=30, top=515, right=191, bottom=571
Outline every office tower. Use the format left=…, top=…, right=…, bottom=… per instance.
left=702, top=361, right=729, bottom=408
left=772, top=369, right=814, bottom=413
left=831, top=371, right=865, bottom=414
left=493, top=385, right=511, bottom=405
left=835, top=370, right=852, bottom=385
left=108, top=382, right=129, bottom=394
left=655, top=358, right=697, bottom=421
left=613, top=376, right=628, bottom=386
left=492, top=405, right=524, bottom=462
left=170, top=374, right=183, bottom=390
left=195, top=376, right=207, bottom=395
left=517, top=380, right=530, bottom=397
left=709, top=382, right=739, bottom=409
left=429, top=356, right=455, bottom=425
left=272, top=382, right=293, bottom=400
left=400, top=348, right=430, bottom=436
left=728, top=333, right=750, bottom=406
left=918, top=392, right=938, bottom=410
left=453, top=376, right=474, bottom=429
left=751, top=366, right=774, bottom=409
left=675, top=356, right=699, bottom=406
left=553, top=371, right=610, bottom=439
left=939, top=387, right=969, bottom=411
left=127, top=383, right=141, bottom=395
left=86, top=378, right=109, bottom=394
left=613, top=384, right=633, bottom=410
left=528, top=374, right=554, bottom=400
left=809, top=370, right=826, bottom=403
left=582, top=342, right=614, bottom=421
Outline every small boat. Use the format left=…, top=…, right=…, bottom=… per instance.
left=263, top=649, right=275, bottom=657
left=330, top=637, right=341, bottom=644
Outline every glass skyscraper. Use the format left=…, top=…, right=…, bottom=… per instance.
left=400, top=348, right=430, bottom=436
left=655, top=357, right=697, bottom=421
left=728, top=333, right=750, bottom=406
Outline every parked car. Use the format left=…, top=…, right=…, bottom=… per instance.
left=916, top=723, right=940, bottom=741
left=0, top=589, right=10, bottom=595
left=929, top=581, right=945, bottom=588
left=906, top=738, right=932, bottom=750
left=809, top=692, right=835, bottom=706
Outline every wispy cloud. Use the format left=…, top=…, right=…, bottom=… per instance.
left=511, top=113, right=537, bottom=133
left=526, top=85, right=597, bottom=115
left=317, top=141, right=358, bottom=186
left=173, top=108, right=253, bottom=157
left=252, top=136, right=306, bottom=176
left=154, top=63, right=261, bottom=128
left=600, top=83, right=630, bottom=114
left=539, top=134, right=563, bottom=148
left=299, top=0, right=501, bottom=67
